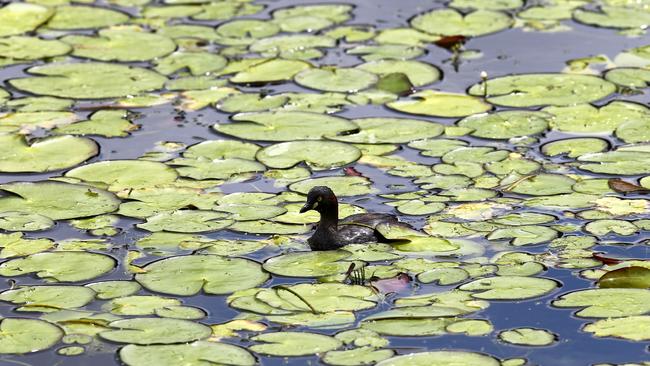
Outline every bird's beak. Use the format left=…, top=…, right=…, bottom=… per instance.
left=299, top=202, right=312, bottom=213
left=300, top=199, right=318, bottom=213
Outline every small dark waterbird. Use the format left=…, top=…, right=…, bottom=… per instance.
left=299, top=186, right=399, bottom=251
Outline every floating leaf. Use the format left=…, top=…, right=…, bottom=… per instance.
left=0, top=36, right=70, bottom=60
left=583, top=316, right=650, bottom=341
left=47, top=5, right=129, bottom=30
left=411, top=9, right=513, bottom=36
left=0, top=4, right=53, bottom=37
left=544, top=101, right=650, bottom=135
left=459, top=276, right=558, bottom=300
left=327, top=117, right=443, bottom=144
left=62, top=29, right=175, bottom=62
left=387, top=90, right=491, bottom=118
left=11, top=63, right=166, bottom=99
left=356, top=60, right=440, bottom=87
left=263, top=251, right=359, bottom=278
left=0, top=318, right=62, bottom=354
left=54, top=110, right=138, bottom=138
left=230, top=59, right=312, bottom=84
left=86, top=281, right=142, bottom=300
left=250, top=332, right=342, bottom=356
left=468, top=74, right=616, bottom=107
left=377, top=351, right=500, bottom=366
left=499, top=328, right=556, bottom=346
left=0, top=212, right=54, bottom=233
left=542, top=138, right=608, bottom=158
left=256, top=141, right=360, bottom=170
left=0, top=286, right=95, bottom=311
left=0, top=252, right=115, bottom=282
left=605, top=67, right=650, bottom=89
left=574, top=6, right=650, bottom=29
left=552, top=288, right=650, bottom=317
left=323, top=346, right=394, bottom=366
left=295, top=68, right=377, bottom=93
left=290, top=176, right=376, bottom=196
left=99, top=318, right=211, bottom=345
left=0, top=181, right=119, bottom=220
left=0, top=134, right=97, bottom=173
left=155, top=52, right=227, bottom=76
left=215, top=111, right=357, bottom=141
left=598, top=267, right=650, bottom=289
left=458, top=111, right=550, bottom=139
left=137, top=210, right=233, bottom=233
left=119, top=341, right=255, bottom=366
left=66, top=160, right=178, bottom=191
left=135, top=255, right=269, bottom=295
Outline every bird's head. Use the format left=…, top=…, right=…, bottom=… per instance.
left=300, top=186, right=338, bottom=214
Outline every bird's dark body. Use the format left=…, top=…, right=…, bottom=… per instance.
left=301, top=187, right=400, bottom=251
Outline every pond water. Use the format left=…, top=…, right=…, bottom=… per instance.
left=0, top=0, right=649, bottom=365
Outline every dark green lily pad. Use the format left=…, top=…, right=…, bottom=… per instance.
left=86, top=281, right=142, bottom=300
left=290, top=176, right=376, bottom=196
left=458, top=111, right=550, bottom=139
left=119, top=341, right=255, bottom=366
left=0, top=36, right=70, bottom=60
left=10, top=63, right=166, bottom=99
left=598, top=267, right=650, bottom=289
left=100, top=318, right=211, bottom=345
left=295, top=68, right=377, bottom=93
left=0, top=252, right=115, bottom=282
left=263, top=251, right=359, bottom=277
left=0, top=134, right=97, bottom=173
left=0, top=318, right=62, bottom=354
left=504, top=174, right=576, bottom=196
left=411, top=9, right=513, bottom=36
left=0, top=212, right=54, bottom=232
left=0, top=181, right=119, bottom=220
left=544, top=101, right=650, bottom=136
left=552, top=288, right=650, bottom=317
left=0, top=3, right=53, bottom=37
left=55, top=110, right=138, bottom=138
left=459, top=276, right=558, bottom=300
left=0, top=285, right=95, bottom=311
left=137, top=210, right=233, bottom=233
left=578, top=148, right=650, bottom=175
left=230, top=59, right=312, bottom=84
left=468, top=74, right=616, bottom=107
left=47, top=5, right=129, bottom=30
left=135, top=255, right=269, bottom=295
left=347, top=44, right=424, bottom=61
left=356, top=60, right=440, bottom=87
left=250, top=332, right=342, bottom=356
left=66, top=160, right=178, bottom=191
left=387, top=91, right=491, bottom=117
left=323, top=347, right=394, bottom=366
left=327, top=118, right=443, bottom=144
left=256, top=141, right=360, bottom=170
left=249, top=35, right=334, bottom=59
left=171, top=157, right=265, bottom=180
left=499, top=328, right=556, bottom=346
left=377, top=351, right=500, bottom=365
left=542, top=138, right=609, bottom=158
left=583, top=316, right=650, bottom=341
left=605, top=67, right=650, bottom=89
left=215, top=111, right=357, bottom=141
left=62, top=29, right=175, bottom=62
left=574, top=6, right=650, bottom=29
left=451, top=0, right=523, bottom=10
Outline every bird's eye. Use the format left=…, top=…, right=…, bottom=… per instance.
left=317, top=196, right=323, bottom=202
